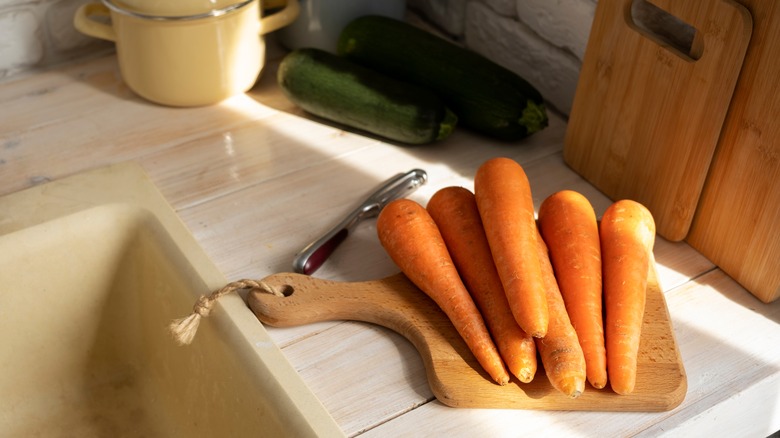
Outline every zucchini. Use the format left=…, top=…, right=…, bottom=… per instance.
left=337, top=15, right=548, bottom=141
left=277, top=48, right=457, bottom=145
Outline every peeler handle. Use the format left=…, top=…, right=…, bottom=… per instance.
left=292, top=169, right=427, bottom=275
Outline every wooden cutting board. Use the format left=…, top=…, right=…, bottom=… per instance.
left=564, top=0, right=752, bottom=241
left=248, top=262, right=687, bottom=411
left=687, top=0, right=780, bottom=303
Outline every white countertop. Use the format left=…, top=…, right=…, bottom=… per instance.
left=1, top=50, right=778, bottom=437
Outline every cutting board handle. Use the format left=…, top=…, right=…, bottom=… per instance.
left=247, top=272, right=481, bottom=383
left=249, top=272, right=431, bottom=329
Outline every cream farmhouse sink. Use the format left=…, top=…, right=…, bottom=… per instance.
left=0, top=163, right=343, bottom=437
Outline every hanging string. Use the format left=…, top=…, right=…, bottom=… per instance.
left=169, top=279, right=286, bottom=345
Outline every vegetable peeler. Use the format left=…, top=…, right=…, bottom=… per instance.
left=292, top=168, right=428, bottom=275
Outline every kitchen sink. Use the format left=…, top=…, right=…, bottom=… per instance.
left=0, top=163, right=342, bottom=437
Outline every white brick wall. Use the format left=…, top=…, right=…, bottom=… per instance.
left=409, top=0, right=596, bottom=115
left=408, top=0, right=469, bottom=36
left=0, top=0, right=111, bottom=81
left=516, top=0, right=595, bottom=60
left=464, top=2, right=584, bottom=115
left=0, top=8, right=43, bottom=77
left=0, top=0, right=597, bottom=115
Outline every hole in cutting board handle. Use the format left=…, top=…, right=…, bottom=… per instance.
left=628, top=0, right=703, bottom=61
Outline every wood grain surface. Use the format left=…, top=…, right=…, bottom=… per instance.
left=249, top=261, right=686, bottom=411
left=687, top=0, right=780, bottom=303
left=563, top=0, right=752, bottom=241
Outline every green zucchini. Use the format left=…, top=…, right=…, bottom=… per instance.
left=337, top=15, right=548, bottom=141
left=277, top=48, right=457, bottom=145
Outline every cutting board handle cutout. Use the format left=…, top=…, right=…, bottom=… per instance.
left=628, top=0, right=703, bottom=60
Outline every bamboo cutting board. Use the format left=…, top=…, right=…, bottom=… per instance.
left=248, top=263, right=687, bottom=411
left=564, top=0, right=752, bottom=241
left=687, top=0, right=780, bottom=303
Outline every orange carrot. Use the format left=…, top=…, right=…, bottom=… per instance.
left=600, top=199, right=656, bottom=395
left=538, top=190, right=607, bottom=389
left=474, top=157, right=548, bottom=338
left=376, top=198, right=510, bottom=385
left=534, top=229, right=587, bottom=398
left=427, top=186, right=537, bottom=383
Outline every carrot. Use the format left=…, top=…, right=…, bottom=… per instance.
left=534, top=229, right=587, bottom=398
left=474, top=157, right=548, bottom=337
left=427, top=186, right=537, bottom=383
left=376, top=198, right=510, bottom=385
left=538, top=190, right=607, bottom=389
left=600, top=199, right=656, bottom=395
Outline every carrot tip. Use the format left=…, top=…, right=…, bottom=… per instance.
left=611, top=385, right=635, bottom=395
left=516, top=369, right=534, bottom=384
left=559, top=380, right=585, bottom=398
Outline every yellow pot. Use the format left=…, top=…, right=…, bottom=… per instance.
left=74, top=0, right=300, bottom=107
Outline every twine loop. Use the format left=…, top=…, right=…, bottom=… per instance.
left=193, top=295, right=213, bottom=317
left=169, top=278, right=287, bottom=345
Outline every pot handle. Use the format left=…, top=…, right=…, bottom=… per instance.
left=73, top=3, right=117, bottom=42
left=259, top=0, right=300, bottom=35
